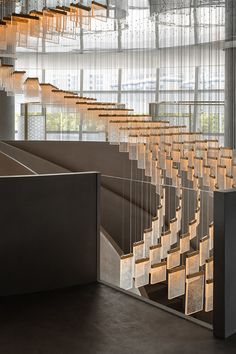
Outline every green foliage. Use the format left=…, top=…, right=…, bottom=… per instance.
left=199, top=112, right=224, bottom=134
left=46, top=112, right=105, bottom=132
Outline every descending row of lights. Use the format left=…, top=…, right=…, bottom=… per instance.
left=0, top=1, right=108, bottom=50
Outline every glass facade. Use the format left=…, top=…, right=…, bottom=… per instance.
left=14, top=0, right=225, bottom=142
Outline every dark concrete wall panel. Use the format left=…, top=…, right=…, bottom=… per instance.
left=0, top=172, right=99, bottom=296
left=214, top=189, right=236, bottom=338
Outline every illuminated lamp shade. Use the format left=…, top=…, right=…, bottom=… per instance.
left=185, top=271, right=204, bottom=316
left=217, top=165, right=226, bottom=190
left=158, top=204, right=164, bottom=230
left=208, top=147, right=220, bottom=158
left=156, top=166, right=162, bottom=189
left=166, top=157, right=173, bottom=179
left=143, top=228, right=153, bottom=258
left=40, top=83, right=58, bottom=104
left=192, top=174, right=199, bottom=190
left=108, top=121, right=121, bottom=145
left=209, top=222, right=214, bottom=251
left=5, top=19, right=18, bottom=45
left=172, top=149, right=181, bottom=163
left=221, top=156, right=232, bottom=176
left=42, top=9, right=59, bottom=33
left=226, top=175, right=234, bottom=190
left=149, top=244, right=162, bottom=266
left=210, top=175, right=216, bottom=191
left=11, top=14, right=29, bottom=35
left=161, top=189, right=166, bottom=216
left=199, top=235, right=210, bottom=267
left=151, top=158, right=158, bottom=185
left=195, top=207, right=200, bottom=226
left=159, top=149, right=167, bottom=170
left=150, top=261, right=167, bottom=285
left=187, top=166, right=194, bottom=181
left=170, top=217, right=178, bottom=245
left=48, top=9, right=68, bottom=34
left=5, top=71, right=26, bottom=94
left=176, top=175, right=182, bottom=197
left=23, top=77, right=41, bottom=101
left=205, top=257, right=213, bottom=281
left=186, top=149, right=194, bottom=167
left=0, top=64, right=14, bottom=89
left=179, top=233, right=190, bottom=254
left=203, top=165, right=210, bottom=187
left=0, top=21, right=7, bottom=50
left=176, top=206, right=182, bottom=232
left=69, top=2, right=91, bottom=30
left=208, top=157, right=218, bottom=176
left=128, top=135, right=138, bottom=160
left=145, top=150, right=152, bottom=177
left=186, top=251, right=200, bottom=276
left=194, top=157, right=203, bottom=178
left=92, top=1, right=108, bottom=21
left=134, top=258, right=150, bottom=288
left=220, top=147, right=233, bottom=158
left=13, top=13, right=41, bottom=39
left=172, top=166, right=179, bottom=186
left=152, top=216, right=161, bottom=245
left=120, top=253, right=133, bottom=290
left=137, top=143, right=146, bottom=169
left=189, top=219, right=197, bottom=240
left=161, top=230, right=171, bottom=260
left=205, top=279, right=213, bottom=312
left=168, top=265, right=185, bottom=300
left=56, top=6, right=77, bottom=37
left=167, top=247, right=180, bottom=270
left=30, top=11, right=54, bottom=41
left=133, top=240, right=144, bottom=262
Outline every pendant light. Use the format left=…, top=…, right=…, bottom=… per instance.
left=168, top=265, right=185, bottom=300
left=185, top=271, right=204, bottom=315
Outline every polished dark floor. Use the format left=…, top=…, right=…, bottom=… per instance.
left=0, top=283, right=236, bottom=354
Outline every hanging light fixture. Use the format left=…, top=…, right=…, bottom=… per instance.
left=0, top=20, right=7, bottom=50
left=92, top=1, right=108, bottom=21
left=161, top=230, right=171, bottom=259
left=185, top=271, right=205, bottom=316
left=189, top=219, right=197, bottom=240
left=149, top=244, right=162, bottom=266
left=168, top=265, right=185, bottom=300
left=143, top=228, right=153, bottom=258
left=203, top=165, right=211, bottom=187
left=137, top=143, right=146, bottom=169
left=5, top=71, right=26, bottom=94
left=150, top=261, right=167, bottom=285
left=209, top=222, right=214, bottom=251
left=133, top=240, right=144, bottom=262
left=217, top=165, right=226, bottom=190
left=152, top=216, right=161, bottom=245
left=167, top=247, right=180, bottom=270
left=199, top=235, right=210, bottom=267
left=134, top=258, right=150, bottom=288
left=205, top=257, right=213, bottom=281
left=179, top=233, right=190, bottom=254
left=170, top=217, right=178, bottom=245
left=0, top=64, right=14, bottom=89
left=186, top=251, right=200, bottom=276
left=120, top=253, right=134, bottom=290
left=23, top=77, right=41, bottom=101
left=40, top=83, right=59, bottom=104
left=69, top=2, right=91, bottom=30
left=205, top=279, right=213, bottom=312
